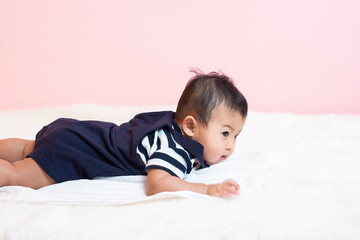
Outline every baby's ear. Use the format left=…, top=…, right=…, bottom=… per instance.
left=182, top=116, right=197, bottom=138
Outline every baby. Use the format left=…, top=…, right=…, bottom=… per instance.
left=0, top=70, right=248, bottom=197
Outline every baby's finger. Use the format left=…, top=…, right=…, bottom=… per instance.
left=219, top=184, right=239, bottom=197
left=228, top=185, right=240, bottom=196
left=223, top=179, right=240, bottom=192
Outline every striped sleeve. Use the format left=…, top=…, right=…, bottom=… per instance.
left=137, top=127, right=195, bottom=179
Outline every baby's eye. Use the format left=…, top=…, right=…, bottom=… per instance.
left=222, top=132, right=229, bottom=137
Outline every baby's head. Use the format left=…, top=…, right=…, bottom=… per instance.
left=175, top=70, right=247, bottom=125
left=175, top=70, right=248, bottom=165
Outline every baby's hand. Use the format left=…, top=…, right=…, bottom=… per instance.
left=206, top=179, right=240, bottom=198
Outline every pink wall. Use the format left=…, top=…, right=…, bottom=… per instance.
left=1, top=0, right=359, bottom=114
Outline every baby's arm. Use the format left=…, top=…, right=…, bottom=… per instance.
left=145, top=169, right=240, bottom=197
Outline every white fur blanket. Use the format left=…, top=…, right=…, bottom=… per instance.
left=0, top=104, right=359, bottom=239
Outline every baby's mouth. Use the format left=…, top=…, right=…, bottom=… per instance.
left=219, top=155, right=228, bottom=161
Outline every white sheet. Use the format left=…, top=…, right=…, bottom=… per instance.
left=1, top=104, right=360, bottom=239
left=0, top=160, right=241, bottom=205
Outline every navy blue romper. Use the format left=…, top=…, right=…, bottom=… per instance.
left=27, top=111, right=207, bottom=183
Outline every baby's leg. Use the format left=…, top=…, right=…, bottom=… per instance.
left=0, top=157, right=55, bottom=189
left=0, top=138, right=35, bottom=163
left=0, top=138, right=54, bottom=188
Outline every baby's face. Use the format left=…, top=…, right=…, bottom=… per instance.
left=193, top=103, right=246, bottom=165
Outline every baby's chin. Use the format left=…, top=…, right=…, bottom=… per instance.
left=206, top=156, right=228, bottom=165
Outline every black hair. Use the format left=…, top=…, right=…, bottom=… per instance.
left=175, top=69, right=248, bottom=125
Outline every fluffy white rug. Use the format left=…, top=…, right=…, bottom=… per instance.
left=0, top=104, right=359, bottom=240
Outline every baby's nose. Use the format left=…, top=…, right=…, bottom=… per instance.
left=226, top=141, right=234, bottom=151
